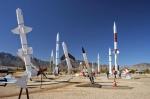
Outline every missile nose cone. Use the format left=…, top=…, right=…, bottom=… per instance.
left=51, top=50, right=54, bottom=57
left=16, top=8, right=22, bottom=15
left=109, top=48, right=111, bottom=54
left=16, top=8, right=24, bottom=25
left=109, top=48, right=111, bottom=50
left=82, top=47, right=85, bottom=53
left=113, top=21, right=117, bottom=33
left=56, top=32, right=59, bottom=41
left=16, top=8, right=20, bottom=12
left=62, top=41, right=65, bottom=45
left=16, top=8, right=21, bottom=11
left=109, top=48, right=111, bottom=52
left=114, top=21, right=116, bottom=26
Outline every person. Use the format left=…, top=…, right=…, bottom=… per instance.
left=119, top=70, right=122, bottom=78
left=114, top=70, right=117, bottom=78
left=106, top=70, right=109, bottom=79
left=112, top=66, right=117, bottom=78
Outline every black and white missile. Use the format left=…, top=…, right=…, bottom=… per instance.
left=82, top=47, right=91, bottom=73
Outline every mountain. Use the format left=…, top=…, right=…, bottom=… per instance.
left=0, top=52, right=24, bottom=67
left=0, top=52, right=49, bottom=69
left=1, top=52, right=149, bottom=72
left=130, top=63, right=150, bottom=71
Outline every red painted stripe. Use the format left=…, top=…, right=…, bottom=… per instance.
left=114, top=33, right=117, bottom=42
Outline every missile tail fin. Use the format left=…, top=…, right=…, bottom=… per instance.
left=11, top=26, right=32, bottom=34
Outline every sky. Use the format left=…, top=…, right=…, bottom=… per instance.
left=0, top=0, right=150, bottom=65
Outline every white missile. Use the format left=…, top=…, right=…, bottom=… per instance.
left=50, top=50, right=55, bottom=73
left=56, top=33, right=59, bottom=67
left=97, top=53, right=100, bottom=73
left=92, top=61, right=94, bottom=72
left=62, top=42, right=72, bottom=74
left=113, top=22, right=119, bottom=71
left=50, top=50, right=55, bottom=65
left=82, top=47, right=91, bottom=73
left=109, top=48, right=112, bottom=74
left=11, top=8, right=33, bottom=78
left=50, top=50, right=54, bottom=61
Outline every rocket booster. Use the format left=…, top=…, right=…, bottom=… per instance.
left=11, top=8, right=33, bottom=78
left=56, top=33, right=59, bottom=66
left=113, top=22, right=119, bottom=71
left=62, top=42, right=72, bottom=74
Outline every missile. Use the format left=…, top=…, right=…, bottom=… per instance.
left=113, top=22, right=119, bottom=71
left=97, top=53, right=100, bottom=73
left=82, top=47, right=91, bottom=73
left=55, top=33, right=59, bottom=67
left=11, top=8, right=33, bottom=78
left=92, top=61, right=94, bottom=72
left=50, top=50, right=55, bottom=64
left=62, top=42, right=72, bottom=74
left=82, top=47, right=95, bottom=84
left=114, top=22, right=117, bottom=51
left=109, top=48, right=112, bottom=74
left=50, top=50, right=55, bottom=73
left=50, top=50, right=54, bottom=61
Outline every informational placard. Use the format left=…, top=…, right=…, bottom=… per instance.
left=16, top=75, right=28, bottom=88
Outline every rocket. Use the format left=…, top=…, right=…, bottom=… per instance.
left=50, top=50, right=54, bottom=63
left=91, top=61, right=94, bottom=72
left=50, top=50, right=55, bottom=73
left=82, top=47, right=95, bottom=84
left=56, top=33, right=59, bottom=67
left=109, top=48, right=112, bottom=74
left=62, top=42, right=72, bottom=74
left=11, top=8, right=33, bottom=78
left=97, top=53, right=100, bottom=73
left=113, top=22, right=119, bottom=71
left=82, top=47, right=91, bottom=73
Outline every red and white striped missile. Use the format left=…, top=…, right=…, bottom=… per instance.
left=113, top=22, right=119, bottom=71
left=114, top=22, right=118, bottom=51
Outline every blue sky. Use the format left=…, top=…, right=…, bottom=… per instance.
left=0, top=0, right=150, bottom=65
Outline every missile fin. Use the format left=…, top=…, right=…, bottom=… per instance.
left=11, top=27, right=20, bottom=34
left=23, top=26, right=32, bottom=33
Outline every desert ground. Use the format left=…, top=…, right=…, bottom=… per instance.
left=0, top=74, right=150, bottom=99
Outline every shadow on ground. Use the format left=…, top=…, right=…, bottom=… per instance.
left=76, top=83, right=134, bottom=89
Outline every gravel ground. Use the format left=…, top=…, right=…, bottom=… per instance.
left=1, top=74, right=150, bottom=99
